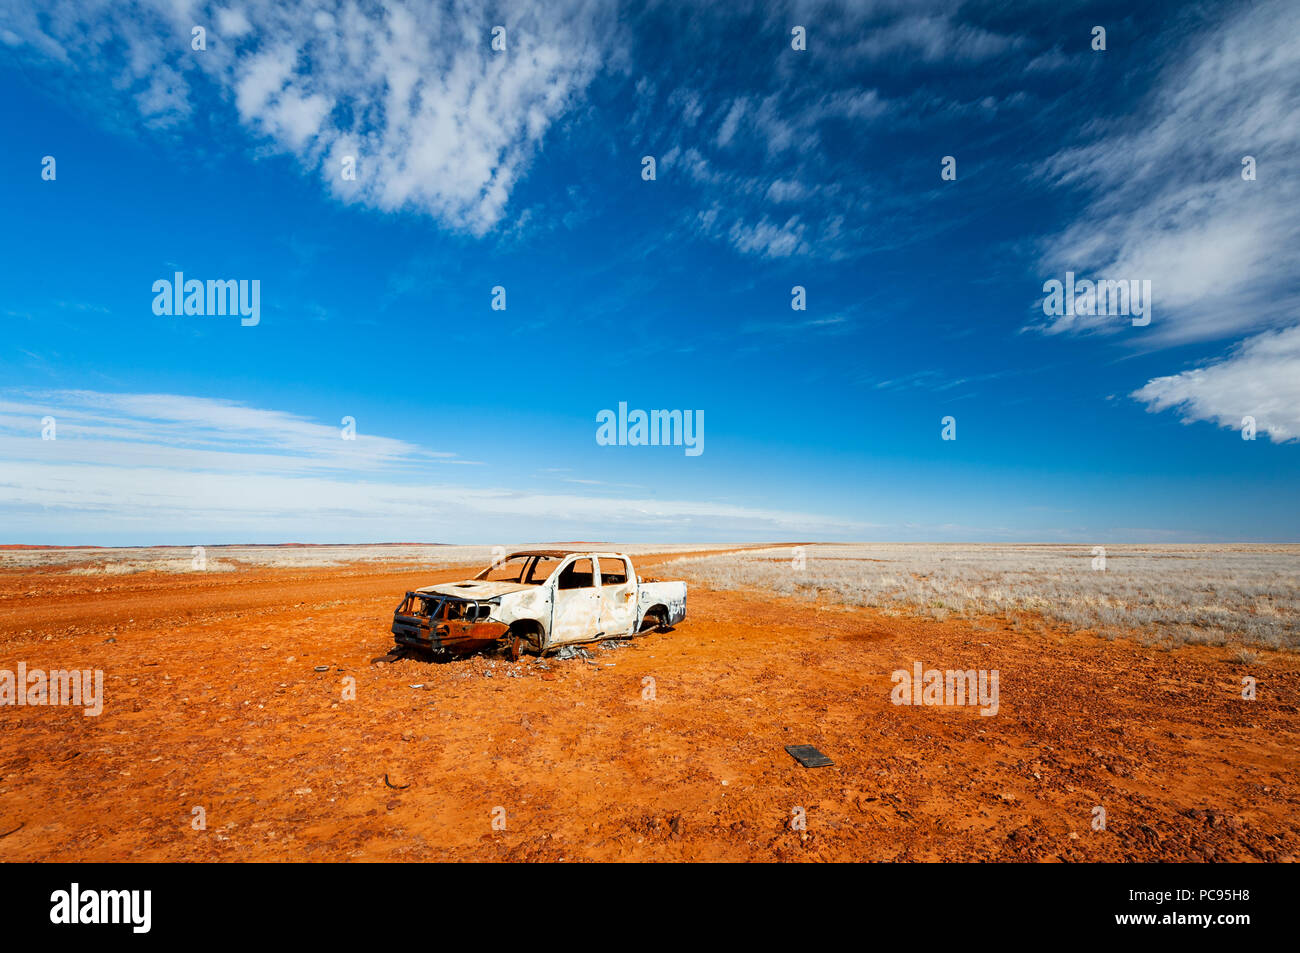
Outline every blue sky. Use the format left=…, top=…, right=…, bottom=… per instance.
left=1, top=0, right=1298, bottom=545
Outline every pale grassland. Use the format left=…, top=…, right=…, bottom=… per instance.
left=667, top=544, right=1300, bottom=650
left=0, top=542, right=732, bottom=575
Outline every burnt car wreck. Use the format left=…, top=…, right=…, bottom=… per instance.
left=387, top=550, right=687, bottom=661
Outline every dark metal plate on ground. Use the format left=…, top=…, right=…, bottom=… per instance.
left=785, top=744, right=834, bottom=768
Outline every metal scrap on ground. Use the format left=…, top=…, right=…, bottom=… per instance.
left=785, top=744, right=834, bottom=768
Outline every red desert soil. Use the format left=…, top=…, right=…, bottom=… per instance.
left=0, top=553, right=1296, bottom=862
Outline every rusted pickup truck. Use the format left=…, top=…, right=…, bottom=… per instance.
left=389, top=550, right=687, bottom=660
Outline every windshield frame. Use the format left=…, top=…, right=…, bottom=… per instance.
left=472, top=553, right=568, bottom=585
left=473, top=554, right=536, bottom=583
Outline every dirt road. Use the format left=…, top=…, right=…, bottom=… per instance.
left=1, top=553, right=1296, bottom=861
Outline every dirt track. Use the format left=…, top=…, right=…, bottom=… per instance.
left=1, top=554, right=1297, bottom=861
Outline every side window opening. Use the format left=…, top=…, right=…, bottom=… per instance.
left=527, top=556, right=562, bottom=584
left=598, top=557, right=628, bottom=586
left=557, top=558, right=595, bottom=590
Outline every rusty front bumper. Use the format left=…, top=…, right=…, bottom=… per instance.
left=392, top=593, right=508, bottom=655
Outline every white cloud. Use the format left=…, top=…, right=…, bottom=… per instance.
left=0, top=461, right=864, bottom=536
left=215, top=6, right=252, bottom=38
left=726, top=216, right=809, bottom=258
left=715, top=98, right=746, bottom=149
left=646, top=5, right=1023, bottom=261
left=0, top=390, right=865, bottom=542
left=848, top=15, right=1022, bottom=63
left=668, top=88, right=703, bottom=126
left=1026, top=46, right=1069, bottom=72
left=765, top=178, right=809, bottom=203
left=0, top=390, right=459, bottom=472
left=134, top=65, right=193, bottom=126
left=1035, top=0, right=1300, bottom=346
left=3, top=0, right=617, bottom=234
left=1131, top=325, right=1300, bottom=443
left=1028, top=0, right=1300, bottom=440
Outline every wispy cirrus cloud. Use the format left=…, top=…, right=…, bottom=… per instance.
left=1023, top=0, right=1300, bottom=443
left=2, top=0, right=1043, bottom=261
left=2, top=0, right=619, bottom=234
left=0, top=390, right=466, bottom=472
left=0, top=390, right=867, bottom=542
left=1033, top=0, right=1300, bottom=346
left=626, top=1, right=1040, bottom=261
left=846, top=13, right=1024, bottom=63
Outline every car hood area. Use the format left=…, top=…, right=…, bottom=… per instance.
left=416, top=580, right=539, bottom=599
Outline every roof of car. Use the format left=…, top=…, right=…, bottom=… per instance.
left=508, top=549, right=625, bottom=558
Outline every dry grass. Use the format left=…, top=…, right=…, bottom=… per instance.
left=667, top=543, right=1300, bottom=650
left=0, top=542, right=733, bottom=575
left=0, top=544, right=495, bottom=574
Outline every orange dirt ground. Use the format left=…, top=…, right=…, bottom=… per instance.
left=1, top=553, right=1296, bottom=862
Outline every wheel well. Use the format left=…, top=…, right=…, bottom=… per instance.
left=640, top=605, right=668, bottom=630
left=507, top=619, right=545, bottom=647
